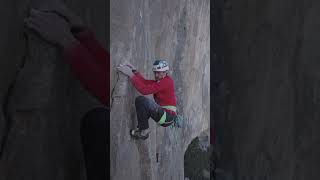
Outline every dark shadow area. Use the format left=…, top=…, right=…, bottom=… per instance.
left=211, top=0, right=235, bottom=179
left=0, top=1, right=109, bottom=179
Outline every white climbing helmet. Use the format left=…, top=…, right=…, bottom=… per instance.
left=152, top=60, right=169, bottom=72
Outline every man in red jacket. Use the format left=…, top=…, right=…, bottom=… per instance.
left=117, top=60, right=177, bottom=140
left=25, top=4, right=108, bottom=179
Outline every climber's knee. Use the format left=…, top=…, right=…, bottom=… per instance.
left=135, top=96, right=147, bottom=106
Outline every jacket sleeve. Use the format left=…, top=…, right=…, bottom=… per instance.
left=63, top=43, right=109, bottom=106
left=130, top=74, right=165, bottom=95
left=134, top=72, right=154, bottom=85
left=72, top=28, right=108, bottom=68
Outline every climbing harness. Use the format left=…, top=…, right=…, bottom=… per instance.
left=161, top=105, right=176, bottom=112
left=157, top=106, right=183, bottom=128
left=157, top=106, right=176, bottom=126
left=158, top=111, right=167, bottom=125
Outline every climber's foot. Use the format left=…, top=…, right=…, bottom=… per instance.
left=130, top=128, right=150, bottom=140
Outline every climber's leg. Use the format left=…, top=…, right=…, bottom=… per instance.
left=135, top=96, right=164, bottom=129
left=131, top=96, right=161, bottom=139
left=131, top=96, right=175, bottom=139
left=80, top=107, right=108, bottom=180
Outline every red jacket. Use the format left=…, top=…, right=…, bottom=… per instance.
left=63, top=29, right=109, bottom=106
left=130, top=72, right=177, bottom=115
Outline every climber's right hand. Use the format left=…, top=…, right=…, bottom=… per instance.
left=117, top=64, right=134, bottom=77
left=122, top=61, right=137, bottom=71
left=24, top=9, right=79, bottom=48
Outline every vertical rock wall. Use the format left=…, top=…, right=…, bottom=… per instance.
left=0, top=0, right=108, bottom=179
left=110, top=0, right=210, bottom=180
left=219, top=0, right=320, bottom=179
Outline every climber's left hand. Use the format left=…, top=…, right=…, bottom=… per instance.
left=117, top=64, right=134, bottom=77
left=122, top=61, right=137, bottom=71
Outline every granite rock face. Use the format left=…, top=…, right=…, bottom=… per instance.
left=110, top=0, right=210, bottom=179
left=184, top=135, right=211, bottom=180
left=216, top=0, right=320, bottom=179
left=0, top=0, right=108, bottom=179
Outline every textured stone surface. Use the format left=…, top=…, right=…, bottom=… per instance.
left=0, top=0, right=108, bottom=179
left=216, top=0, right=320, bottom=179
left=184, top=136, right=211, bottom=180
left=110, top=0, right=210, bottom=179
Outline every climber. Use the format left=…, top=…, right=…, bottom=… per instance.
left=117, top=60, right=178, bottom=140
left=24, top=4, right=108, bottom=179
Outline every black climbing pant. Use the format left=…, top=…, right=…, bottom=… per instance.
left=80, top=107, right=109, bottom=180
left=135, top=96, right=174, bottom=130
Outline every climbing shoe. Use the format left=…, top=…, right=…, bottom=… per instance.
left=130, top=128, right=150, bottom=140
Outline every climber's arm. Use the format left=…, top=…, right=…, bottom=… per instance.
left=24, top=10, right=109, bottom=106
left=63, top=42, right=109, bottom=106
left=120, top=61, right=154, bottom=84
left=133, top=71, right=154, bottom=85
left=130, top=75, right=164, bottom=95
left=69, top=27, right=110, bottom=106
left=72, top=27, right=108, bottom=67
